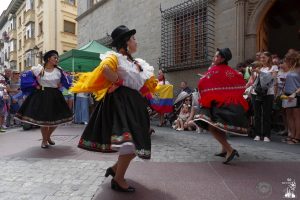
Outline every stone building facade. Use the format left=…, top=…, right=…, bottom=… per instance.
left=77, top=0, right=300, bottom=89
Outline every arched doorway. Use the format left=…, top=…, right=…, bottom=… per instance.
left=257, top=0, right=300, bottom=57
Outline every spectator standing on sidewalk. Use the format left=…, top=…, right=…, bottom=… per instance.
left=252, top=52, right=278, bottom=142
left=194, top=48, right=249, bottom=164
left=3, top=69, right=12, bottom=85
left=0, top=75, right=9, bottom=132
left=74, top=92, right=89, bottom=124
left=157, top=69, right=170, bottom=127
left=62, top=86, right=74, bottom=111
left=6, top=70, right=21, bottom=127
left=282, top=50, right=300, bottom=144
left=15, top=50, right=73, bottom=148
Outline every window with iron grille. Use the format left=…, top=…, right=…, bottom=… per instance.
left=160, top=0, right=215, bottom=72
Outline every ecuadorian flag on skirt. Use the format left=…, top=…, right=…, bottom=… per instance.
left=147, top=84, right=174, bottom=114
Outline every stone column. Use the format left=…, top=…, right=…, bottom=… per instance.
left=235, top=0, right=246, bottom=63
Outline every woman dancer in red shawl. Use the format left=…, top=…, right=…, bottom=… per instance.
left=194, top=48, right=249, bottom=164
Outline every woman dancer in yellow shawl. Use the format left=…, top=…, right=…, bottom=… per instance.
left=70, top=25, right=157, bottom=192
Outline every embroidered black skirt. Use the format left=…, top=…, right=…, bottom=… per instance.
left=78, top=86, right=151, bottom=159
left=194, top=102, right=249, bottom=136
left=15, top=87, right=73, bottom=126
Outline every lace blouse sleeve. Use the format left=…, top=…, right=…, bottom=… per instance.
left=31, top=64, right=43, bottom=76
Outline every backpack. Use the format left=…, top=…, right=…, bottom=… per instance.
left=254, top=77, right=268, bottom=97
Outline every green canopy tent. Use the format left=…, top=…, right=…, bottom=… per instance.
left=59, top=40, right=111, bottom=72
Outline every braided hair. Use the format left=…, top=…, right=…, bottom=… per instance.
left=115, top=36, right=143, bottom=72
left=41, top=50, right=61, bottom=77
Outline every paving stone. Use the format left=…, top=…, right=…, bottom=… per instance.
left=0, top=125, right=299, bottom=199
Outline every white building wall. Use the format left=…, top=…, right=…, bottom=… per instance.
left=0, top=20, right=12, bottom=71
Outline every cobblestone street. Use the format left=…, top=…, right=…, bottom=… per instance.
left=0, top=125, right=299, bottom=199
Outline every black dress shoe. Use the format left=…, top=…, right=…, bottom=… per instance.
left=105, top=167, right=115, bottom=177
left=214, top=152, right=227, bottom=157
left=111, top=179, right=135, bottom=192
left=223, top=149, right=239, bottom=164
left=48, top=140, right=55, bottom=145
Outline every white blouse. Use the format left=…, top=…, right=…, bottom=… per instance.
left=32, top=64, right=61, bottom=88
left=100, top=51, right=154, bottom=92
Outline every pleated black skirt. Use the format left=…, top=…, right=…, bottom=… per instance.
left=194, top=102, right=249, bottom=136
left=78, top=86, right=151, bottom=159
left=15, top=87, right=73, bottom=126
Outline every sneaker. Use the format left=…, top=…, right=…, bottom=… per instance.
left=254, top=136, right=260, bottom=141
left=263, top=137, right=271, bottom=142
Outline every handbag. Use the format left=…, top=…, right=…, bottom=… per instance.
left=282, top=98, right=297, bottom=108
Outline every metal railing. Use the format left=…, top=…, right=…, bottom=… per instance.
left=160, top=0, right=215, bottom=72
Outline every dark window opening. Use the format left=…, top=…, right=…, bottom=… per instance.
left=160, top=0, right=215, bottom=72
left=64, top=20, right=76, bottom=34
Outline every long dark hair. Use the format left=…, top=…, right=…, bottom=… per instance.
left=115, top=36, right=143, bottom=72
left=41, top=53, right=60, bottom=77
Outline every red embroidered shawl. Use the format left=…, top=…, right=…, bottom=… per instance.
left=198, top=64, right=248, bottom=111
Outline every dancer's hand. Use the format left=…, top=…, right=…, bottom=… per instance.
left=108, top=84, right=119, bottom=93
left=108, top=79, right=123, bottom=93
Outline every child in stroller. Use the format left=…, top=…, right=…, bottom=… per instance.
left=174, top=103, right=191, bottom=131
left=168, top=91, right=202, bottom=132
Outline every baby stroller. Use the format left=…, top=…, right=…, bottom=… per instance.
left=165, top=90, right=199, bottom=125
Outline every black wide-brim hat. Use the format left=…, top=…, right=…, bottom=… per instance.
left=43, top=50, right=59, bottom=63
left=217, top=48, right=232, bottom=62
left=111, top=25, right=136, bottom=47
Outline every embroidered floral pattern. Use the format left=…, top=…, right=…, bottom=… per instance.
left=135, top=149, right=151, bottom=159
left=201, top=85, right=246, bottom=93
left=225, top=70, right=235, bottom=79
left=196, top=114, right=248, bottom=135
left=78, top=132, right=151, bottom=159
left=111, top=132, right=133, bottom=144
left=204, top=70, right=220, bottom=79
left=78, top=138, right=114, bottom=152
left=15, top=114, right=73, bottom=127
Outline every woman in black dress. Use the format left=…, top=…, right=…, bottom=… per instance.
left=195, top=48, right=249, bottom=164
left=15, top=50, right=73, bottom=148
left=71, top=25, right=157, bottom=192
